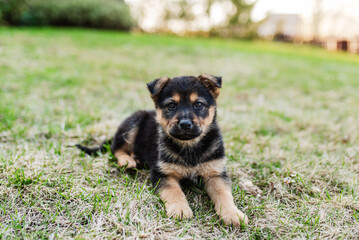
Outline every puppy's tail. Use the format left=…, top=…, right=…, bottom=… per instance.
left=75, top=140, right=112, bottom=156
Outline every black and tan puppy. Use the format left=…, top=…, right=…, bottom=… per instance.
left=76, top=74, right=249, bottom=226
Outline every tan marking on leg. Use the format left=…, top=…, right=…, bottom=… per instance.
left=204, top=176, right=249, bottom=226
left=159, top=177, right=193, bottom=219
left=115, top=150, right=137, bottom=168
left=114, top=127, right=139, bottom=169
left=123, top=127, right=139, bottom=146
left=189, top=92, right=198, bottom=103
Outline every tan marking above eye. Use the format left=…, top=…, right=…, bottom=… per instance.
left=189, top=93, right=198, bottom=103
left=172, top=93, right=180, bottom=102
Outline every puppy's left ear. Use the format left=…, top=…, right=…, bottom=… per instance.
left=198, top=73, right=222, bottom=98
left=147, top=77, right=170, bottom=99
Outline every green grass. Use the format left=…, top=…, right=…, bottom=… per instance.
left=0, top=27, right=358, bottom=239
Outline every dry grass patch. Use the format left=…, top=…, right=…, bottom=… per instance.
left=0, top=28, right=358, bottom=239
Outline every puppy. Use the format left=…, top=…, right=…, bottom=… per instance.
left=76, top=74, right=249, bottom=226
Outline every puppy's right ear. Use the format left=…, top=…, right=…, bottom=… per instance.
left=198, top=73, right=222, bottom=98
left=147, top=77, right=170, bottom=99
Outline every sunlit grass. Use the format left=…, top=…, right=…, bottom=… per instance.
left=0, top=27, right=358, bottom=239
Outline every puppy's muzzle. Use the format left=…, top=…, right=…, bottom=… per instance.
left=169, top=118, right=201, bottom=140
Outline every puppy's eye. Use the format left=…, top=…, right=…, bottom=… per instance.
left=194, top=102, right=204, bottom=110
left=167, top=103, right=177, bottom=110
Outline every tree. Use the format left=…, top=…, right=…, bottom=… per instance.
left=131, top=0, right=257, bottom=38
left=211, top=0, right=257, bottom=38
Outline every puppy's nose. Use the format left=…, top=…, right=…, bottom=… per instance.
left=179, top=119, right=193, bottom=130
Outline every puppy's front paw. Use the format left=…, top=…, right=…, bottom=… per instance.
left=221, top=208, right=249, bottom=227
left=116, top=154, right=137, bottom=169
left=166, top=202, right=193, bottom=219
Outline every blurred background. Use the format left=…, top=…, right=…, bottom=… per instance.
left=1, top=1, right=359, bottom=239
left=1, top=0, right=359, bottom=53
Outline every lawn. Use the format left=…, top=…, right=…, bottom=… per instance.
left=0, top=28, right=358, bottom=239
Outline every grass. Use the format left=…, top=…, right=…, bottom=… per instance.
left=0, top=27, right=358, bottom=239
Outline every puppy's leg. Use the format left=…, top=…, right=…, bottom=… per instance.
left=204, top=174, right=248, bottom=226
left=158, top=176, right=193, bottom=219
left=111, top=111, right=144, bottom=169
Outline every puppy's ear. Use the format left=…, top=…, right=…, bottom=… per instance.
left=147, top=77, right=170, bottom=99
left=198, top=73, right=222, bottom=98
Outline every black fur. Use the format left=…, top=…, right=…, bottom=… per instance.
left=75, top=140, right=111, bottom=156
left=76, top=75, right=227, bottom=187
left=76, top=74, right=251, bottom=226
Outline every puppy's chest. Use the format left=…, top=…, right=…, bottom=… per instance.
left=158, top=159, right=226, bottom=179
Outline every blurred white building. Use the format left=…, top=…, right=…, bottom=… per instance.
left=125, top=0, right=359, bottom=52
left=124, top=0, right=235, bottom=34
left=255, top=0, right=359, bottom=53
left=257, top=14, right=301, bottom=41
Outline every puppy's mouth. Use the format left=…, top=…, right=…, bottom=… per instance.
left=169, top=130, right=202, bottom=141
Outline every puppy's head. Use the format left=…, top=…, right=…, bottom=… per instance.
left=147, top=74, right=222, bottom=141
